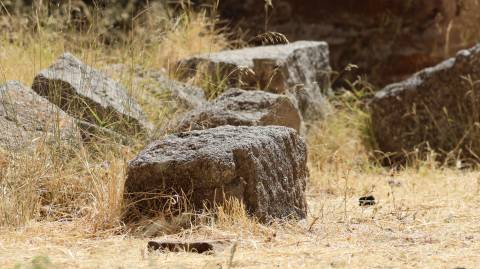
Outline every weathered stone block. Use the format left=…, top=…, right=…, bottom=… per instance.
left=371, top=44, right=480, bottom=162
left=125, top=125, right=308, bottom=222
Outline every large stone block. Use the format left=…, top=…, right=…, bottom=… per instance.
left=371, top=44, right=480, bottom=162
left=32, top=53, right=151, bottom=135
left=125, top=125, right=308, bottom=222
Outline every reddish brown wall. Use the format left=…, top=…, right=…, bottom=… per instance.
left=217, top=0, right=480, bottom=86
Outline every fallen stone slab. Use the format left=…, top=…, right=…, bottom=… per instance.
left=0, top=81, right=81, bottom=150
left=32, top=53, right=151, bottom=135
left=147, top=240, right=215, bottom=254
left=177, top=41, right=331, bottom=120
left=125, top=125, right=308, bottom=222
left=371, top=44, right=480, bottom=162
left=358, top=195, right=376, bottom=207
left=176, top=88, right=302, bottom=133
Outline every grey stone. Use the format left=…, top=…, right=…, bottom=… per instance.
left=177, top=41, right=332, bottom=120
left=32, top=53, right=151, bottom=135
left=104, top=64, right=206, bottom=112
left=176, top=88, right=302, bottom=133
left=141, top=69, right=206, bottom=110
left=76, top=120, right=130, bottom=145
left=125, top=125, right=308, bottom=222
left=0, top=81, right=81, bottom=150
left=371, top=44, right=480, bottom=162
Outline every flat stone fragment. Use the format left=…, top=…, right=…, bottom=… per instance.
left=371, top=44, right=480, bottom=162
left=32, top=53, right=151, bottom=135
left=178, top=41, right=331, bottom=120
left=176, top=88, right=302, bottom=133
left=147, top=241, right=215, bottom=254
left=125, top=125, right=308, bottom=222
left=0, top=81, right=80, bottom=150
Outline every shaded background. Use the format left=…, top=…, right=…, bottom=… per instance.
left=2, top=0, right=480, bottom=86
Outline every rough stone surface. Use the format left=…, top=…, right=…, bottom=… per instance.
left=32, top=53, right=151, bottom=135
left=0, top=146, right=7, bottom=175
left=125, top=125, right=308, bottom=222
left=0, top=81, right=80, bottom=150
left=76, top=120, right=129, bottom=145
left=371, top=44, right=480, bottom=162
left=142, top=70, right=206, bottom=110
left=210, top=0, right=480, bottom=86
left=178, top=41, right=331, bottom=120
left=176, top=88, right=302, bottom=133
left=105, top=64, right=206, bottom=112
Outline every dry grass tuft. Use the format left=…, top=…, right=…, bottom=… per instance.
left=146, top=11, right=229, bottom=70
left=307, top=92, right=376, bottom=174
left=249, top=31, right=289, bottom=46
left=0, top=141, right=133, bottom=229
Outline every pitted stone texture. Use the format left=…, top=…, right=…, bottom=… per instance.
left=176, top=88, right=302, bottom=133
left=32, top=53, right=151, bottom=135
left=178, top=41, right=331, bottom=120
left=0, top=81, right=80, bottom=150
left=371, top=44, right=480, bottom=162
left=125, top=125, right=308, bottom=222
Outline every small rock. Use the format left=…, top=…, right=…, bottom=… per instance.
left=359, top=195, right=376, bottom=206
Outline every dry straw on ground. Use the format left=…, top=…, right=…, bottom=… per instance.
left=1, top=3, right=480, bottom=269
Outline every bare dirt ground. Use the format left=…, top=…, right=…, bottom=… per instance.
left=2, top=168, right=480, bottom=268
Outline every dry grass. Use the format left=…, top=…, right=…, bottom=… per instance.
left=2, top=89, right=479, bottom=268
left=2, top=167, right=480, bottom=268
left=1, top=3, right=480, bottom=269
